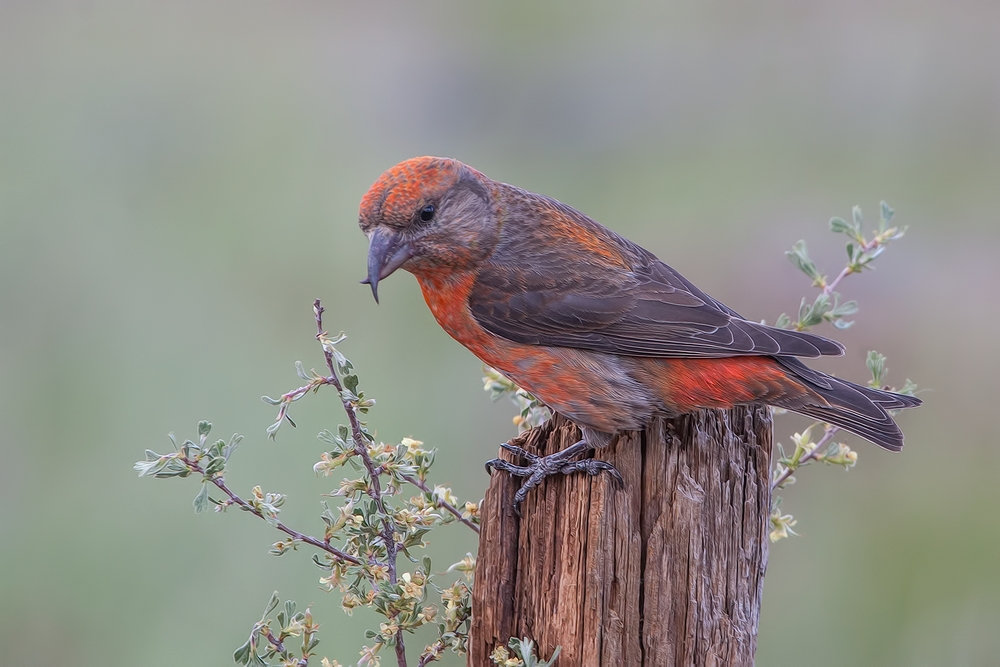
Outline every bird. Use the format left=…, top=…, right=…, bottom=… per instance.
left=358, top=156, right=921, bottom=507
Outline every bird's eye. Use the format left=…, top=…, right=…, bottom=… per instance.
left=419, top=204, right=436, bottom=222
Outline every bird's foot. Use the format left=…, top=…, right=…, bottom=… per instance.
left=485, top=440, right=623, bottom=515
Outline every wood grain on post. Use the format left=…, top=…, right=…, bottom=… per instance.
left=470, top=407, right=772, bottom=667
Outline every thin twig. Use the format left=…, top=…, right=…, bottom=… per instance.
left=770, top=425, right=840, bottom=492
left=416, top=647, right=442, bottom=667
left=274, top=379, right=330, bottom=427
left=314, top=299, right=408, bottom=667
left=822, top=235, right=878, bottom=296
left=402, top=474, right=480, bottom=535
left=823, top=265, right=854, bottom=296
left=182, top=456, right=361, bottom=566
left=262, top=628, right=286, bottom=655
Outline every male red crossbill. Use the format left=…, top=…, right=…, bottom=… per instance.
left=358, top=157, right=920, bottom=506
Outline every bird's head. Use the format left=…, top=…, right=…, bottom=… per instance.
left=358, top=156, right=498, bottom=302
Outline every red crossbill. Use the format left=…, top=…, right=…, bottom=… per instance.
left=358, top=157, right=920, bottom=505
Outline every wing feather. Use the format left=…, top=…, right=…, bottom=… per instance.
left=469, top=260, right=844, bottom=359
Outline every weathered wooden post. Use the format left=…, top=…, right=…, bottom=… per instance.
left=470, top=407, right=772, bottom=667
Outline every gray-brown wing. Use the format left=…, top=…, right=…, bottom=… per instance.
left=468, top=259, right=844, bottom=358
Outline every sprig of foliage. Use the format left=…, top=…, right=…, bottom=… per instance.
left=489, top=638, right=562, bottom=667
left=777, top=202, right=905, bottom=332
left=233, top=593, right=320, bottom=667
left=136, top=300, right=480, bottom=667
left=769, top=202, right=918, bottom=542
left=483, top=367, right=551, bottom=433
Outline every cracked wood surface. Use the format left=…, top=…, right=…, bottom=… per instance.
left=470, top=407, right=772, bottom=667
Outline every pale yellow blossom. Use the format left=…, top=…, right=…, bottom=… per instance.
left=433, top=485, right=458, bottom=506
left=358, top=643, right=382, bottom=667
left=399, top=571, right=423, bottom=600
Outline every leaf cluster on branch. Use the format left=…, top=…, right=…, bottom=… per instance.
left=768, top=202, right=918, bottom=541
left=489, top=638, right=561, bottom=667
left=136, top=301, right=479, bottom=667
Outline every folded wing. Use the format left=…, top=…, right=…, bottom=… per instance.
left=469, top=256, right=845, bottom=359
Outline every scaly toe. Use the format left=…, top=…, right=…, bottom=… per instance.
left=485, top=457, right=533, bottom=478
left=512, top=470, right=547, bottom=512
left=499, top=442, right=538, bottom=463
left=560, top=458, right=624, bottom=487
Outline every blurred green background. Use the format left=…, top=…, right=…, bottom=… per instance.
left=1, top=1, right=998, bottom=665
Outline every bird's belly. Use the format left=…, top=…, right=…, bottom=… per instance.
left=414, top=270, right=655, bottom=433
left=417, top=276, right=658, bottom=433
left=492, top=346, right=657, bottom=433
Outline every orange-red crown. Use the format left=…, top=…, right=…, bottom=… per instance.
left=359, top=156, right=470, bottom=230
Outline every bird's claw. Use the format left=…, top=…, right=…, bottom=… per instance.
left=486, top=439, right=623, bottom=516
left=499, top=442, right=538, bottom=463
left=484, top=456, right=531, bottom=477
left=485, top=443, right=540, bottom=475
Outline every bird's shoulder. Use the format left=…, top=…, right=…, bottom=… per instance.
left=486, top=183, right=711, bottom=305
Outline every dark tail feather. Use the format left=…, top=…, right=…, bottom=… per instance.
left=794, top=403, right=906, bottom=451
left=774, top=358, right=922, bottom=452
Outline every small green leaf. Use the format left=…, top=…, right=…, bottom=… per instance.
left=332, top=348, right=353, bottom=375
left=204, top=456, right=226, bottom=476
left=193, top=483, right=210, bottom=513
left=829, top=300, right=858, bottom=317
left=133, top=460, right=155, bottom=476
left=880, top=200, right=895, bottom=229
left=867, top=350, right=888, bottom=388
left=343, top=374, right=359, bottom=394
left=261, top=395, right=281, bottom=406
left=233, top=638, right=252, bottom=665
left=829, top=217, right=852, bottom=234
left=797, top=293, right=830, bottom=329
left=852, top=205, right=863, bottom=230
left=403, top=527, right=431, bottom=549
left=223, top=435, right=242, bottom=461
left=205, top=439, right=222, bottom=457
left=295, top=360, right=310, bottom=381
left=261, top=591, right=281, bottom=620
left=540, top=645, right=562, bottom=667
left=198, top=421, right=212, bottom=437
left=785, top=240, right=823, bottom=284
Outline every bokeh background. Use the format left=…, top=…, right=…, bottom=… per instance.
left=2, top=2, right=998, bottom=665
